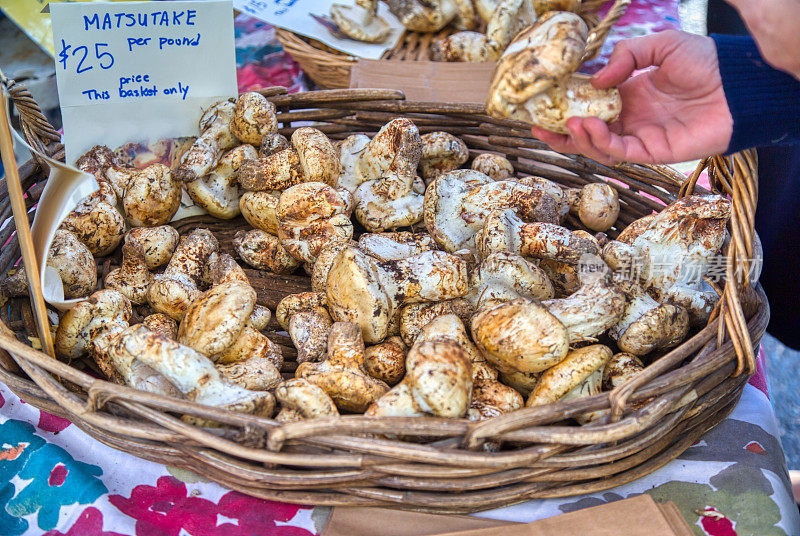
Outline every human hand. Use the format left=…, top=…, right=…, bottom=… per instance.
left=531, top=30, right=734, bottom=165
left=726, top=0, right=800, bottom=79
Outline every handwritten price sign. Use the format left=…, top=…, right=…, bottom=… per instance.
left=50, top=1, right=237, bottom=164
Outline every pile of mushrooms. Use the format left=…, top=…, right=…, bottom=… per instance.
left=40, top=104, right=731, bottom=442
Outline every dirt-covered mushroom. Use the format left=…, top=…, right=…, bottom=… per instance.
left=147, top=229, right=219, bottom=320
left=385, top=0, right=472, bottom=32
left=526, top=344, right=612, bottom=407
left=239, top=190, right=281, bottom=235
left=326, top=246, right=469, bottom=343
left=260, top=132, right=290, bottom=158
left=405, top=337, right=472, bottom=418
left=364, top=336, right=407, bottom=385
left=398, top=298, right=473, bottom=346
left=539, top=258, right=581, bottom=297
left=238, top=127, right=340, bottom=190
left=174, top=100, right=238, bottom=183
left=603, top=352, right=645, bottom=390
left=143, top=313, right=178, bottom=339
left=276, top=292, right=333, bottom=364
left=471, top=153, right=514, bottom=181
left=216, top=354, right=282, bottom=391
left=110, top=325, right=275, bottom=417
left=365, top=378, right=426, bottom=417
left=331, top=1, right=391, bottom=43
left=471, top=297, right=568, bottom=373
left=126, top=226, right=179, bottom=269
left=60, top=182, right=125, bottom=257
left=418, top=132, right=469, bottom=183
left=608, top=284, right=690, bottom=356
left=183, top=144, right=257, bottom=220
left=277, top=182, right=354, bottom=264
left=76, top=145, right=117, bottom=186
left=233, top=229, right=300, bottom=274
left=54, top=289, right=132, bottom=360
left=107, top=163, right=181, bottom=227
left=335, top=134, right=371, bottom=194
left=296, top=322, right=390, bottom=413
left=310, top=241, right=356, bottom=294
left=431, top=31, right=492, bottom=62
left=466, top=251, right=554, bottom=310
left=565, top=183, right=620, bottom=232
left=231, top=92, right=278, bottom=145
left=476, top=208, right=599, bottom=262
left=357, top=232, right=437, bottom=262
left=104, top=239, right=153, bottom=305
left=424, top=170, right=560, bottom=253
left=275, top=379, right=340, bottom=423
left=46, top=229, right=96, bottom=299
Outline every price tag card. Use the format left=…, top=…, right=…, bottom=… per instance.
left=50, top=0, right=238, bottom=164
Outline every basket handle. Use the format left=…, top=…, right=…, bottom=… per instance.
left=581, top=0, right=631, bottom=63
left=0, top=75, right=63, bottom=162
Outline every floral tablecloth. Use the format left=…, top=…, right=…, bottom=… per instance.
left=4, top=2, right=799, bottom=535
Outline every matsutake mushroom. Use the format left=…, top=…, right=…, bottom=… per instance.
left=104, top=238, right=153, bottom=305
left=60, top=182, right=125, bottom=257
left=564, top=182, right=621, bottom=232
left=384, top=0, right=475, bottom=32
left=46, top=229, right=96, bottom=300
left=418, top=132, right=469, bottom=183
left=330, top=0, right=392, bottom=43
left=174, top=100, right=238, bottom=183
left=230, top=91, right=278, bottom=145
left=466, top=251, right=554, bottom=310
left=183, top=144, right=257, bottom=219
left=107, top=163, right=181, bottom=227
left=364, top=337, right=407, bottom=385
left=275, top=379, right=340, bottom=423
left=125, top=226, right=180, bottom=269
left=233, top=229, right=300, bottom=274
left=276, top=292, right=333, bottom=364
left=471, top=153, right=515, bottom=181
left=54, top=289, right=132, bottom=360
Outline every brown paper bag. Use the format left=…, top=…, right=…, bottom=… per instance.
left=321, top=507, right=515, bottom=536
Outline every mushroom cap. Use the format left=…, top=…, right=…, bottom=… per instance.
left=487, top=12, right=588, bottom=107
left=506, top=75, right=621, bottom=134
left=469, top=381, right=523, bottom=419
left=311, top=241, right=356, bottom=293
left=466, top=251, right=554, bottom=309
left=239, top=190, right=281, bottom=234
left=54, top=289, right=132, bottom=359
left=60, top=182, right=126, bottom=257
left=326, top=247, right=391, bottom=344
left=526, top=344, right=612, bottom=407
left=471, top=153, right=514, bottom=181
left=364, top=336, right=407, bottom=385
left=76, top=145, right=118, bottom=183
left=178, top=280, right=257, bottom=359
left=331, top=4, right=392, bottom=43
left=174, top=100, right=238, bottom=183
left=385, top=0, right=459, bottom=32
left=275, top=378, right=339, bottom=419
left=542, top=278, right=628, bottom=343
left=578, top=183, right=620, bottom=232
left=398, top=298, right=473, bottom=346
left=418, top=132, right=469, bottom=182
left=471, top=297, right=569, bottom=373
left=602, top=352, right=645, bottom=390
left=354, top=118, right=422, bottom=186
left=231, top=92, right=277, bottom=145
left=296, top=322, right=389, bottom=412
left=249, top=305, right=272, bottom=332
left=216, top=354, right=282, bottom=391
left=260, top=132, right=290, bottom=158
left=126, top=226, right=180, bottom=269
left=204, top=252, right=249, bottom=287
left=277, top=182, right=354, bottom=264
left=185, top=144, right=257, bottom=220
left=498, top=369, right=541, bottom=397
left=353, top=176, right=425, bottom=232
left=616, top=302, right=690, bottom=355
left=292, top=127, right=341, bottom=186
left=485, top=0, right=538, bottom=59
left=123, top=163, right=181, bottom=227
left=275, top=292, right=330, bottom=330
left=47, top=229, right=97, bottom=299
left=431, top=31, right=491, bottom=62
left=336, top=134, right=371, bottom=194
left=238, top=149, right=303, bottom=191
left=407, top=339, right=473, bottom=418
left=233, top=229, right=300, bottom=274
left=539, top=259, right=581, bottom=297
left=616, top=213, right=656, bottom=244
left=104, top=239, right=154, bottom=305
left=216, top=326, right=283, bottom=367
left=357, top=232, right=437, bottom=262
left=289, top=310, right=334, bottom=364
left=143, top=313, right=178, bottom=339
left=366, top=378, right=426, bottom=417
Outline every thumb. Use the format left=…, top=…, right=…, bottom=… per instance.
left=592, top=30, right=686, bottom=88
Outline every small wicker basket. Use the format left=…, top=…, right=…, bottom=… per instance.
left=0, top=80, right=767, bottom=513
left=276, top=0, right=630, bottom=89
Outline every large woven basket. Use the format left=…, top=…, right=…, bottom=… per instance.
left=276, top=0, right=629, bottom=89
left=0, top=80, right=767, bottom=513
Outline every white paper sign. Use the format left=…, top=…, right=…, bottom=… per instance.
left=233, top=0, right=404, bottom=60
left=50, top=0, right=238, bottom=164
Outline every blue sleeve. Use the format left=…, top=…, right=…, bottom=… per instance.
left=710, top=34, right=800, bottom=152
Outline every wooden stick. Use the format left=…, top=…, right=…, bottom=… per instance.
left=0, top=93, right=54, bottom=357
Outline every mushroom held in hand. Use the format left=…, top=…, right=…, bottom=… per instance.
left=147, top=229, right=219, bottom=320
left=275, top=379, right=340, bottom=423
left=330, top=0, right=392, bottom=43
left=46, top=229, right=96, bottom=299
left=60, top=182, right=125, bottom=257
left=233, top=229, right=300, bottom=274
left=183, top=144, right=257, bottom=220
left=326, top=246, right=469, bottom=343
left=476, top=209, right=599, bottom=263
left=174, top=100, right=238, bottom=183
left=418, top=132, right=468, bottom=183
left=275, top=292, right=333, bottom=364
left=296, top=322, right=390, bottom=413
left=238, top=127, right=340, bottom=191
left=277, top=182, right=354, bottom=264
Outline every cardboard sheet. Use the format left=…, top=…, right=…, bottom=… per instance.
left=349, top=59, right=497, bottom=104
left=232, top=0, right=404, bottom=60
left=50, top=0, right=238, bottom=164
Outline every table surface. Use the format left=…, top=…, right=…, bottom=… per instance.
left=4, top=2, right=798, bottom=535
